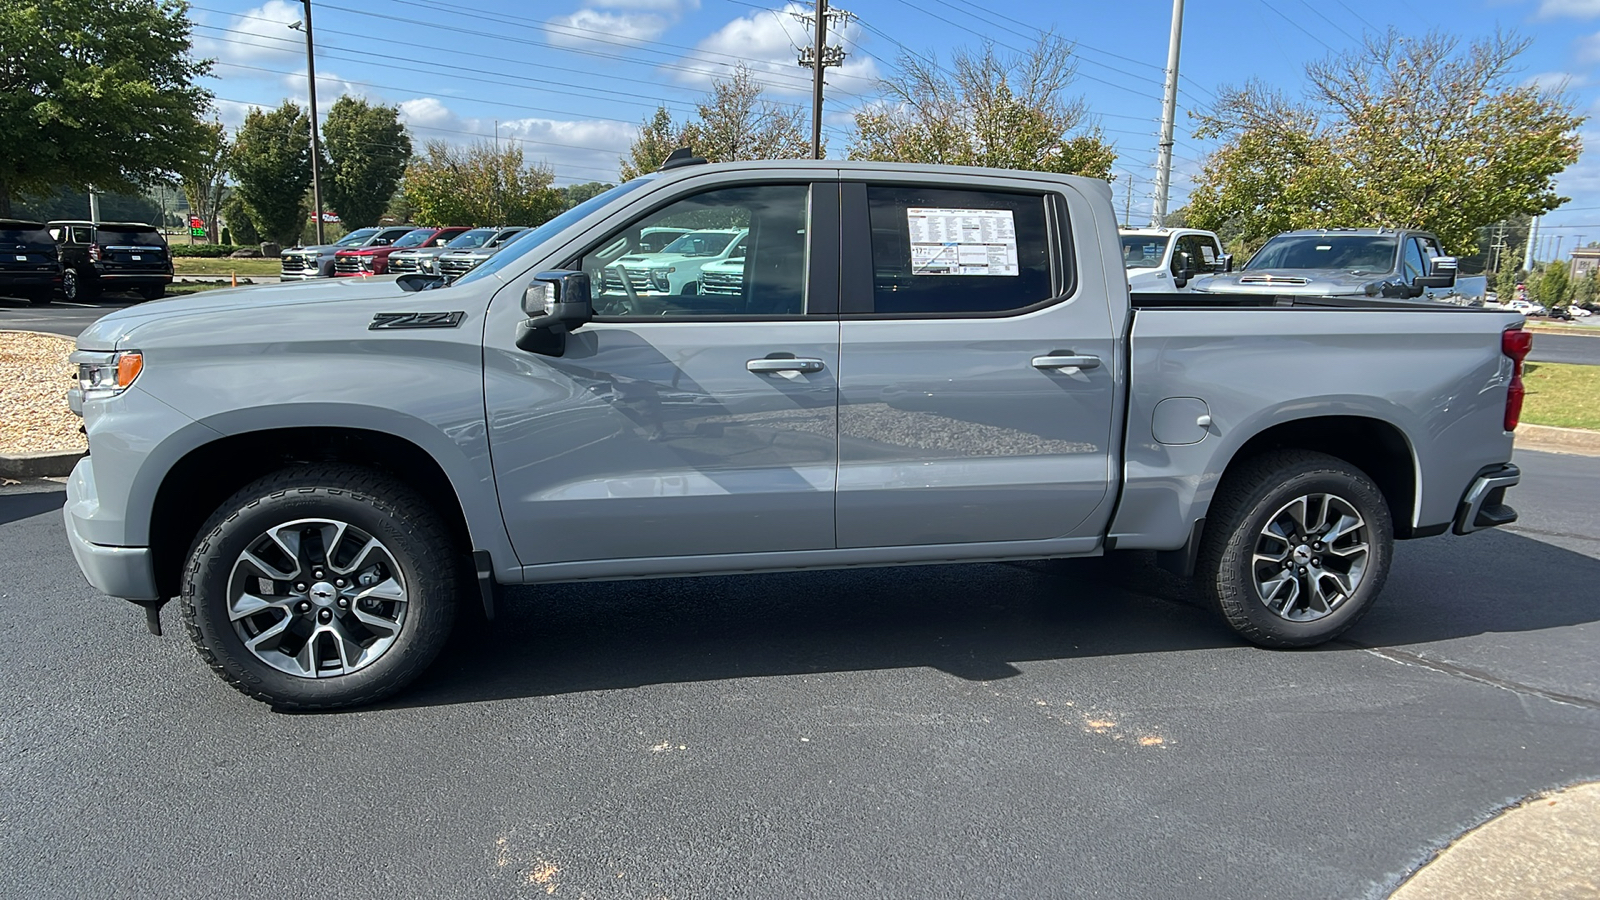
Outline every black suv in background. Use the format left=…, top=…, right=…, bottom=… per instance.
left=48, top=220, right=174, bottom=301
left=0, top=219, right=63, bottom=305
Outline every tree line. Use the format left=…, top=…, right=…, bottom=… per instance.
left=1, top=0, right=1584, bottom=264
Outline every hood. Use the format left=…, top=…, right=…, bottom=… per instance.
left=76, top=277, right=417, bottom=350
left=1193, top=268, right=1391, bottom=297
left=618, top=252, right=702, bottom=267
left=283, top=243, right=346, bottom=255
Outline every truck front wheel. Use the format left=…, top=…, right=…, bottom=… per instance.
left=1195, top=450, right=1393, bottom=648
left=181, top=465, right=459, bottom=709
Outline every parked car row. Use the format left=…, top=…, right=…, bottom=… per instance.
left=283, top=224, right=532, bottom=283
left=0, top=218, right=172, bottom=305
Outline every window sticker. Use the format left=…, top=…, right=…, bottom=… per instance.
left=906, top=207, right=1019, bottom=276
left=1200, top=244, right=1216, bottom=263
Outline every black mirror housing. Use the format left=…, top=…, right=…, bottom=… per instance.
left=515, top=269, right=593, bottom=356
left=1416, top=256, right=1459, bottom=290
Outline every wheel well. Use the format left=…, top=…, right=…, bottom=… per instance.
left=149, top=428, right=474, bottom=598
left=1219, top=416, right=1418, bottom=537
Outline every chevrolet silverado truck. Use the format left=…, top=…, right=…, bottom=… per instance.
left=334, top=226, right=469, bottom=277
left=1120, top=227, right=1229, bottom=292
left=1193, top=227, right=1488, bottom=303
left=63, top=158, right=1529, bottom=709
left=279, top=225, right=418, bottom=280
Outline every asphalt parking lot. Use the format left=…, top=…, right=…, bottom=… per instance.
left=2, top=449, right=1596, bottom=899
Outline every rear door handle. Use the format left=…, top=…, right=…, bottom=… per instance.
left=1031, top=354, right=1101, bottom=370
left=747, top=357, right=825, bottom=374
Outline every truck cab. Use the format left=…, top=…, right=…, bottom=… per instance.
left=1119, top=227, right=1228, bottom=292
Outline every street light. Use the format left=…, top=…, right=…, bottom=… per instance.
left=289, top=1, right=325, bottom=245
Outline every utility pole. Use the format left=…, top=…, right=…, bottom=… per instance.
left=1525, top=215, right=1539, bottom=271
left=1124, top=173, right=1135, bottom=227
left=1151, top=0, right=1184, bottom=226
left=293, top=0, right=325, bottom=245
left=796, top=1, right=849, bottom=160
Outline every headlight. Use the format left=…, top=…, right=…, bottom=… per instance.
left=71, top=349, right=143, bottom=400
left=650, top=266, right=674, bottom=291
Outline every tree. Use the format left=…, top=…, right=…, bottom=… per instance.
left=1531, top=260, right=1572, bottom=308
left=1188, top=30, right=1584, bottom=255
left=179, top=120, right=229, bottom=243
left=221, top=190, right=260, bottom=246
left=0, top=0, right=212, bottom=216
left=680, top=65, right=808, bottom=164
left=401, top=140, right=565, bottom=227
left=13, top=185, right=159, bottom=222
left=620, top=107, right=685, bottom=181
left=1495, top=259, right=1523, bottom=302
left=618, top=67, right=809, bottom=180
left=322, top=96, right=412, bottom=228
left=231, top=102, right=312, bottom=245
left=849, top=35, right=1115, bottom=179
left=561, top=181, right=614, bottom=207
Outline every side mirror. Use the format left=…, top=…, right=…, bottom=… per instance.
left=515, top=269, right=593, bottom=356
left=1416, top=256, right=1459, bottom=289
left=1173, top=251, right=1195, bottom=288
left=1218, top=253, right=1234, bottom=273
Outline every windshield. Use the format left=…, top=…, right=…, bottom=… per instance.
left=487, top=228, right=527, bottom=248
left=334, top=227, right=381, bottom=247
left=1245, top=235, right=1398, bottom=273
left=445, top=228, right=496, bottom=249
left=661, top=231, right=736, bottom=256
left=1121, top=235, right=1169, bottom=269
left=454, top=178, right=657, bottom=287
left=390, top=229, right=434, bottom=249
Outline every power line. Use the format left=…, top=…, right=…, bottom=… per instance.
left=1253, top=0, right=1337, bottom=53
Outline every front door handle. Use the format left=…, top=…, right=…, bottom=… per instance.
left=1031, top=353, right=1102, bottom=370
left=747, top=357, right=825, bottom=374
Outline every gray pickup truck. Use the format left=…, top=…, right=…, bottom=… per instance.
left=1193, top=227, right=1489, bottom=303
left=63, top=160, right=1530, bottom=709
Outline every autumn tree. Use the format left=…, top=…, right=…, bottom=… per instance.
left=179, top=120, right=229, bottom=243
left=619, top=66, right=808, bottom=179
left=322, top=96, right=412, bottom=228
left=231, top=102, right=313, bottom=245
left=402, top=140, right=564, bottom=227
left=849, top=35, right=1115, bottom=179
left=1188, top=30, right=1583, bottom=255
left=620, top=107, right=685, bottom=181
left=0, top=0, right=213, bottom=216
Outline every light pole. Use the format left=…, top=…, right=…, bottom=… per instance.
left=291, top=1, right=325, bottom=245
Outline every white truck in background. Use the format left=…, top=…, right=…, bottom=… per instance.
left=1120, top=228, right=1231, bottom=292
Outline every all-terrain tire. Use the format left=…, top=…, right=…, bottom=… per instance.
left=181, top=465, right=460, bottom=709
left=61, top=266, right=98, bottom=302
left=1195, top=450, right=1393, bottom=648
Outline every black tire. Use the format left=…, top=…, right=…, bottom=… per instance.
left=26, top=288, right=52, bottom=306
left=181, top=465, right=460, bottom=709
left=1195, top=450, right=1393, bottom=648
left=61, top=266, right=98, bottom=302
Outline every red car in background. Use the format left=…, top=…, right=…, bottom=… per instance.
left=333, top=226, right=469, bottom=276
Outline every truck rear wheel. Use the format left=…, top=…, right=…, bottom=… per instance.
left=181, top=465, right=459, bottom=709
left=1195, top=450, right=1392, bottom=648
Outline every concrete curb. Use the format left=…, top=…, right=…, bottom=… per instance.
left=0, top=450, right=85, bottom=478
left=1390, top=781, right=1600, bottom=899
left=1516, top=423, right=1600, bottom=457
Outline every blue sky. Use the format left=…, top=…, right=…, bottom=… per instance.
left=191, top=0, right=1600, bottom=258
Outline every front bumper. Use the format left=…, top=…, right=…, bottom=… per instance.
left=1453, top=463, right=1520, bottom=535
left=64, top=457, right=159, bottom=600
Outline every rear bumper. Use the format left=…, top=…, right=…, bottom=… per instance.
left=64, top=457, right=159, bottom=601
left=97, top=272, right=172, bottom=285
left=1453, top=463, right=1520, bottom=535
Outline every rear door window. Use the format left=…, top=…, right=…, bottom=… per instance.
left=855, top=185, right=1056, bottom=315
left=0, top=225, right=54, bottom=248
left=96, top=227, right=164, bottom=246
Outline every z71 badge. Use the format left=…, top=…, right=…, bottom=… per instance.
left=368, top=311, right=466, bottom=330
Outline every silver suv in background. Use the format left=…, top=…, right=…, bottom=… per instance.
left=436, top=226, right=529, bottom=281
left=280, top=226, right=417, bottom=280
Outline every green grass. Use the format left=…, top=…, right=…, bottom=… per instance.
left=172, top=257, right=281, bottom=276
left=1521, top=362, right=1600, bottom=431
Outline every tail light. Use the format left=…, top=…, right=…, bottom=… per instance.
left=1502, top=328, right=1532, bottom=431
left=88, top=243, right=101, bottom=262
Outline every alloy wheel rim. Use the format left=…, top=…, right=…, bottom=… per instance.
left=227, top=518, right=408, bottom=678
left=63, top=269, right=77, bottom=300
left=1250, top=493, right=1369, bottom=622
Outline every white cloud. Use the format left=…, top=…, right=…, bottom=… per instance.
left=673, top=3, right=879, bottom=98
left=1526, top=71, right=1589, bottom=91
left=397, top=98, right=636, bottom=184
left=193, top=0, right=303, bottom=66
left=590, top=0, right=699, bottom=10
left=544, top=8, right=672, bottom=48
left=1579, top=32, right=1600, bottom=64
left=1538, top=0, right=1600, bottom=19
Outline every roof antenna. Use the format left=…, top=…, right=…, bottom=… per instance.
left=659, top=147, right=708, bottom=171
